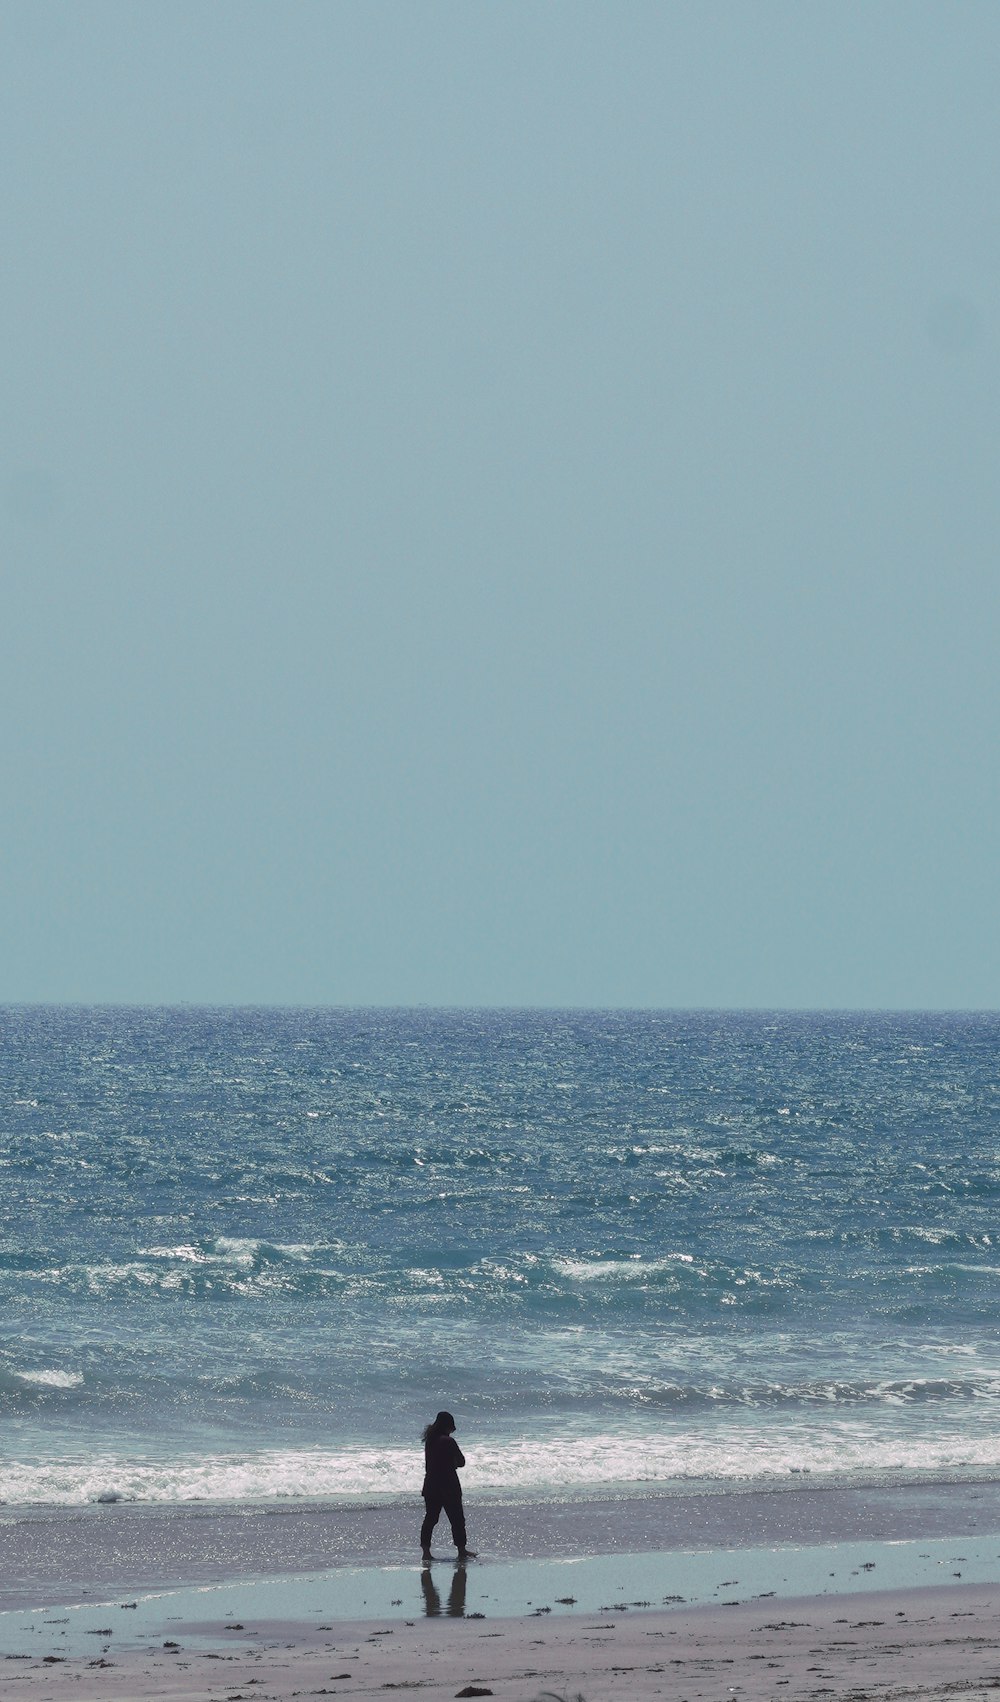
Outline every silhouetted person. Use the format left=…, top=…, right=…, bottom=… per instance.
left=420, top=1410, right=476, bottom=1561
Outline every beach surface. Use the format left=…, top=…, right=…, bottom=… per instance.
left=4, top=1580, right=1000, bottom=1702
left=3, top=1482, right=1000, bottom=1701
left=5, top=1480, right=1000, bottom=1611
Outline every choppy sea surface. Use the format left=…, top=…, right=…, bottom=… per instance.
left=2, top=1006, right=999, bottom=1510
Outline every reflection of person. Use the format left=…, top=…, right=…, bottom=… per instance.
left=420, top=1560, right=468, bottom=1617
left=420, top=1410, right=476, bottom=1562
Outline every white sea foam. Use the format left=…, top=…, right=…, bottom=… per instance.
left=552, top=1255, right=697, bottom=1282
left=141, top=1238, right=334, bottom=1264
left=4, top=1422, right=1000, bottom=1507
left=12, top=1369, right=84, bottom=1389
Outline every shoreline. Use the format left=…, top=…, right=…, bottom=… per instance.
left=1, top=1529, right=999, bottom=1645
left=4, top=1476, right=1000, bottom=1613
left=2, top=1479, right=1000, bottom=1697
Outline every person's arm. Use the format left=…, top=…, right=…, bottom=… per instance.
left=451, top=1439, right=466, bottom=1469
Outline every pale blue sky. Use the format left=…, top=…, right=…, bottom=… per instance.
left=1, top=1, right=998, bottom=1007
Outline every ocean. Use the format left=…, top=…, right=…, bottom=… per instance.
left=2, top=1006, right=999, bottom=1510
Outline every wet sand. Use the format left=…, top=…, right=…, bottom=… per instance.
left=4, top=1478, right=1000, bottom=1611
left=3, top=1482, right=1000, bottom=1700
left=5, top=1581, right=1000, bottom=1702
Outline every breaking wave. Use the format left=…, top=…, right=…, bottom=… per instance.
left=5, top=1423, right=1000, bottom=1508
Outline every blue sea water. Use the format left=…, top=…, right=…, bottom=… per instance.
left=1, top=1006, right=1000, bottom=1508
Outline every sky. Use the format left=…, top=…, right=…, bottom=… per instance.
left=1, top=0, right=998, bottom=1009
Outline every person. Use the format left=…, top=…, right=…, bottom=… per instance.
left=420, top=1410, right=476, bottom=1561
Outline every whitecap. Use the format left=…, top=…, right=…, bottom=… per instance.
left=15, top=1368, right=84, bottom=1389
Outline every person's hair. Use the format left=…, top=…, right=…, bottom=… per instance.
left=422, top=1409, right=456, bottom=1442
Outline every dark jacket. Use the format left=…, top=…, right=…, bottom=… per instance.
left=422, top=1432, right=465, bottom=1499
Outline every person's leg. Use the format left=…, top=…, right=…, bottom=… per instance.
left=443, top=1491, right=467, bottom=1553
left=420, top=1493, right=442, bottom=1555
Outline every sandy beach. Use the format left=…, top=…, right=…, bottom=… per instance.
left=3, top=1483, right=1000, bottom=1702
left=4, top=1580, right=1000, bottom=1702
